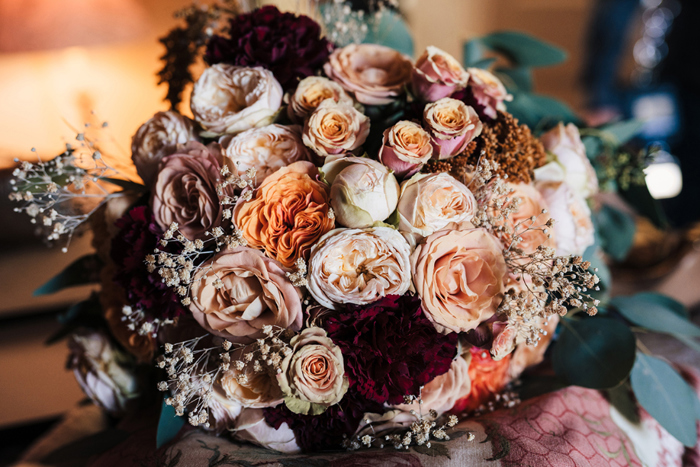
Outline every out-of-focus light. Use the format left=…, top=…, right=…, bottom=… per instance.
left=645, top=151, right=683, bottom=199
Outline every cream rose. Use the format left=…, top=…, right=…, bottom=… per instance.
left=323, top=43, right=413, bottom=105
left=302, top=99, right=370, bottom=157
left=423, top=98, right=482, bottom=159
left=191, top=64, right=283, bottom=137
left=411, top=226, right=507, bottom=334
left=323, top=156, right=399, bottom=228
left=220, top=343, right=284, bottom=408
left=538, top=123, right=598, bottom=198
left=189, top=247, right=303, bottom=343
left=538, top=181, right=594, bottom=256
left=277, top=327, right=348, bottom=414
left=378, top=121, right=433, bottom=178
left=466, top=67, right=512, bottom=120
left=131, top=111, right=197, bottom=185
left=206, top=382, right=243, bottom=434
left=412, top=46, right=470, bottom=102
left=495, top=183, right=555, bottom=255
left=234, top=408, right=300, bottom=453
left=307, top=227, right=412, bottom=310
left=220, top=124, right=311, bottom=187
left=287, top=76, right=354, bottom=122
left=393, top=356, right=471, bottom=416
left=397, top=172, right=476, bottom=237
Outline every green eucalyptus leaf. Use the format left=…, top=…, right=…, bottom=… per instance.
left=284, top=396, right=327, bottom=416
left=361, top=9, right=414, bottom=57
left=582, top=135, right=603, bottom=160
left=610, top=293, right=700, bottom=337
left=552, top=317, right=636, bottom=389
left=506, top=92, right=579, bottom=129
left=630, top=353, right=699, bottom=447
left=156, top=399, right=185, bottom=449
left=470, top=57, right=497, bottom=69
left=463, top=39, right=484, bottom=67
left=34, top=254, right=102, bottom=296
left=593, top=204, right=636, bottom=261
left=495, top=67, right=533, bottom=93
left=479, top=31, right=567, bottom=67
left=618, top=182, right=668, bottom=229
left=600, top=120, right=644, bottom=146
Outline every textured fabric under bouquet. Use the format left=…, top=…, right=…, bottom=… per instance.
left=9, top=5, right=610, bottom=454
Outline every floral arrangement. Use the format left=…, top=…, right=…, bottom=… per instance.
left=9, top=1, right=700, bottom=456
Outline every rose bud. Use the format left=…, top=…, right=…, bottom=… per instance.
left=287, top=76, right=354, bottom=123
left=423, top=97, right=483, bottom=159
left=412, top=46, right=470, bottom=102
left=378, top=121, right=433, bottom=179
left=323, top=156, right=400, bottom=228
left=466, top=67, right=512, bottom=120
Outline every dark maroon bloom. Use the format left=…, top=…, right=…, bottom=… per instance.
left=205, top=6, right=333, bottom=91
left=324, top=295, right=458, bottom=405
left=264, top=391, right=382, bottom=452
left=111, top=206, right=186, bottom=320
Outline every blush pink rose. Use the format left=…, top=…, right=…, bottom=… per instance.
left=537, top=181, right=594, bottom=257
left=466, top=67, right=512, bottom=120
left=234, top=408, right=300, bottom=453
left=151, top=141, right=226, bottom=240
left=378, top=120, right=433, bottom=178
left=302, top=100, right=370, bottom=157
left=494, top=183, right=555, bottom=255
left=189, top=246, right=303, bottom=343
left=411, top=226, right=507, bottom=334
left=423, top=98, right=482, bottom=159
left=324, top=43, right=413, bottom=105
left=412, top=46, right=470, bottom=102
left=287, top=76, right=354, bottom=123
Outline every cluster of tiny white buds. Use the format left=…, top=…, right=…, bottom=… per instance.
left=121, top=305, right=174, bottom=337
left=285, top=257, right=308, bottom=287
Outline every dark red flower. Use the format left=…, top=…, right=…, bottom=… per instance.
left=205, top=6, right=333, bottom=91
left=111, top=206, right=186, bottom=320
left=324, top=295, right=458, bottom=405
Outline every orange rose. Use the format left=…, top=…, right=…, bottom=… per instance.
left=233, top=161, right=335, bottom=268
left=494, top=183, right=554, bottom=255
left=453, top=347, right=511, bottom=413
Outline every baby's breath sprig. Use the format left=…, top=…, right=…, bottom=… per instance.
left=121, top=305, right=175, bottom=338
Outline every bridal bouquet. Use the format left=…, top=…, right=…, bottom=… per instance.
left=9, top=2, right=700, bottom=456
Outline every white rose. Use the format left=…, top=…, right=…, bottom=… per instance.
left=130, top=111, right=197, bottom=185
left=220, top=124, right=311, bottom=186
left=323, top=156, right=399, bottom=228
left=538, top=123, right=598, bottom=198
left=307, top=227, right=412, bottom=310
left=191, top=65, right=283, bottom=137
left=397, top=172, right=476, bottom=237
left=538, top=181, right=595, bottom=257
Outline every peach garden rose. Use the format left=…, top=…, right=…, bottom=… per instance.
left=287, top=76, right=354, bottom=123
left=411, top=226, right=507, bottom=334
left=494, top=182, right=555, bottom=254
left=219, top=343, right=285, bottom=408
left=302, top=99, right=370, bottom=157
left=378, top=120, right=433, bottom=178
left=324, top=43, right=413, bottom=105
left=466, top=67, right=512, bottom=120
left=423, top=97, right=482, bottom=159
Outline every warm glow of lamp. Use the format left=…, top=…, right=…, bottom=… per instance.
left=645, top=151, right=683, bottom=200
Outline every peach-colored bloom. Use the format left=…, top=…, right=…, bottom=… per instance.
left=189, top=247, right=303, bottom=343
left=411, top=226, right=507, bottom=334
left=324, top=43, right=413, bottom=105
left=378, top=121, right=433, bottom=178
left=412, top=46, right=469, bottom=102
left=220, top=343, right=285, bottom=408
left=302, top=99, right=370, bottom=157
left=423, top=98, right=482, bottom=159
left=466, top=67, right=512, bottom=120
left=508, top=315, right=559, bottom=382
left=495, top=182, right=555, bottom=254
left=453, top=347, right=511, bottom=413
left=233, top=161, right=335, bottom=268
left=287, top=76, right=354, bottom=122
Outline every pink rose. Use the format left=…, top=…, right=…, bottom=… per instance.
left=287, top=76, right=354, bottom=123
left=494, top=183, right=555, bottom=255
left=538, top=123, right=598, bottom=198
left=537, top=181, right=594, bottom=256
left=466, top=67, right=512, bottom=120
left=378, top=121, right=433, bottom=178
left=324, top=43, right=413, bottom=105
left=411, top=226, right=507, bottom=334
left=412, top=46, right=469, bottom=102
left=302, top=100, right=370, bottom=157
left=490, top=324, right=517, bottom=361
left=151, top=141, right=226, bottom=240
left=189, top=247, right=303, bottom=343
left=423, top=98, right=482, bottom=159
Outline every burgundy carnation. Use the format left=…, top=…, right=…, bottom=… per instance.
left=264, top=391, right=382, bottom=452
left=324, top=295, right=458, bottom=405
left=205, top=6, right=333, bottom=91
left=111, top=206, right=186, bottom=320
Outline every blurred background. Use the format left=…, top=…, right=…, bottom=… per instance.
left=1, top=0, right=699, bottom=463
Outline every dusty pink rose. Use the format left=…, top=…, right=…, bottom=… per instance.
left=287, top=76, right=354, bottom=123
left=151, top=141, right=226, bottom=240
left=131, top=111, right=197, bottom=185
left=189, top=246, right=303, bottom=343
left=490, top=324, right=518, bottom=361
left=324, top=43, right=413, bottom=105
left=411, top=226, right=507, bottom=334
left=220, top=124, right=311, bottom=187
left=494, top=183, right=555, bottom=255
left=393, top=356, right=471, bottom=416
left=412, top=46, right=469, bottom=102
left=423, top=98, right=482, bottom=159
left=378, top=121, right=433, bottom=178
left=234, top=408, right=300, bottom=453
left=466, top=67, right=512, bottom=120
left=277, top=327, right=348, bottom=414
left=219, top=343, right=285, bottom=408
left=538, top=123, right=598, bottom=198
left=537, top=181, right=594, bottom=256
left=302, top=100, right=370, bottom=157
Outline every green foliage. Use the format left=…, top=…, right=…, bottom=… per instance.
left=284, top=396, right=328, bottom=416
left=593, top=204, right=636, bottom=262
left=611, top=293, right=700, bottom=336
left=157, top=399, right=185, bottom=449
left=34, top=254, right=102, bottom=296
left=464, top=31, right=567, bottom=68
left=552, top=317, right=636, bottom=389
left=506, top=92, right=579, bottom=131
left=362, top=9, right=414, bottom=57
left=630, top=354, right=700, bottom=447
left=45, top=293, right=105, bottom=345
